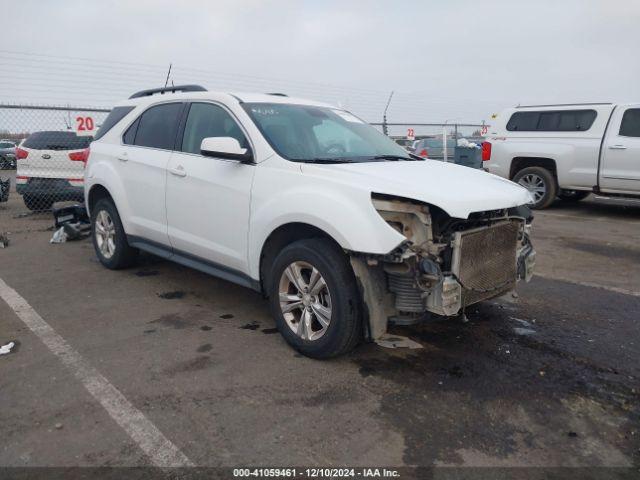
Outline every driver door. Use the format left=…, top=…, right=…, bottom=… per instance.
left=165, top=102, right=256, bottom=273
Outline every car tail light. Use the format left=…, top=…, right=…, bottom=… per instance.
left=69, top=147, right=90, bottom=164
left=481, top=141, right=492, bottom=161
left=16, top=147, right=28, bottom=159
left=418, top=148, right=429, bottom=158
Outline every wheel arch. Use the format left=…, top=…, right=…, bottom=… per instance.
left=87, top=184, right=114, bottom=215
left=510, top=157, right=558, bottom=182
left=258, top=222, right=346, bottom=296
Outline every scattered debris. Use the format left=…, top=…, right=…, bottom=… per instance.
left=200, top=325, right=212, bottom=331
left=220, top=313, right=234, bottom=319
left=50, top=227, right=67, bottom=244
left=567, top=431, right=578, bottom=438
left=54, top=423, right=63, bottom=430
left=376, top=334, right=423, bottom=350
left=513, top=327, right=536, bottom=336
left=0, top=178, right=9, bottom=203
left=0, top=232, right=9, bottom=248
left=157, top=291, right=186, bottom=299
left=262, top=328, right=279, bottom=334
left=0, top=341, right=15, bottom=355
left=239, top=322, right=260, bottom=330
left=50, top=203, right=91, bottom=243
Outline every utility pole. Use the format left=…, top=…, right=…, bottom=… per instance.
left=382, top=91, right=394, bottom=136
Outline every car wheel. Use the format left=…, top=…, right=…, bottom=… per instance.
left=513, top=167, right=558, bottom=209
left=23, top=195, right=53, bottom=211
left=268, top=238, right=362, bottom=359
left=91, top=198, right=138, bottom=269
left=558, top=190, right=590, bottom=202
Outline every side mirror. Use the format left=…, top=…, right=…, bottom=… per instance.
left=200, top=137, right=253, bottom=163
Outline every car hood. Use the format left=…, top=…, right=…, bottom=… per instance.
left=303, top=160, right=533, bottom=219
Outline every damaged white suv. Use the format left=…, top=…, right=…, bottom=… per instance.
left=85, top=85, right=536, bottom=358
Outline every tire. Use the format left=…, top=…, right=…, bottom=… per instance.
left=23, top=195, right=53, bottom=211
left=513, top=166, right=558, bottom=209
left=268, top=238, right=362, bottom=359
left=558, top=190, right=590, bottom=202
left=91, top=198, right=138, bottom=269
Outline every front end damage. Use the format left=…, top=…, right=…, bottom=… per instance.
left=351, top=194, right=536, bottom=340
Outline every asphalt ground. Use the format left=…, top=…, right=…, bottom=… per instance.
left=0, top=168, right=639, bottom=475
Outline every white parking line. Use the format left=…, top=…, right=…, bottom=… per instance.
left=534, top=273, right=640, bottom=297
left=0, top=276, right=194, bottom=467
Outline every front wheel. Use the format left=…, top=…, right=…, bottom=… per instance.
left=513, top=166, right=558, bottom=209
left=268, top=238, right=362, bottom=359
left=91, top=198, right=138, bottom=269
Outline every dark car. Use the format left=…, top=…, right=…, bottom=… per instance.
left=0, top=140, right=17, bottom=169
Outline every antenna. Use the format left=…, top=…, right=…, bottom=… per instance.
left=382, top=91, right=394, bottom=136
left=164, top=63, right=172, bottom=88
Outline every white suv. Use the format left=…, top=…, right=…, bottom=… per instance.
left=86, top=85, right=536, bottom=358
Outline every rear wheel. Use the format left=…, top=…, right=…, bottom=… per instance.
left=558, top=189, right=590, bottom=202
left=91, top=198, right=138, bottom=269
left=268, top=238, right=362, bottom=359
left=23, top=195, right=53, bottom=211
left=513, top=166, right=557, bottom=209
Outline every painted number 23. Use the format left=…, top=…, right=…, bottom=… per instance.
left=76, top=116, right=95, bottom=131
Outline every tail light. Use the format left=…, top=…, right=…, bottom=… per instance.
left=69, top=147, right=90, bottom=165
left=16, top=147, right=28, bottom=159
left=418, top=148, right=429, bottom=158
left=481, top=141, right=492, bottom=161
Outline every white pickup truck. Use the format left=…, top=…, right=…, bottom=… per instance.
left=483, top=103, right=640, bottom=208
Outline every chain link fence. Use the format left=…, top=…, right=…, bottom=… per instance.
left=0, top=103, right=487, bottom=220
left=0, top=104, right=109, bottom=214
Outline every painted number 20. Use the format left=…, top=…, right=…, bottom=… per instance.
left=76, top=116, right=95, bottom=131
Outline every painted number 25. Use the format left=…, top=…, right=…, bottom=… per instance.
left=76, top=116, right=95, bottom=131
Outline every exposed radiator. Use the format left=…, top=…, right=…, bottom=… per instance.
left=453, top=221, right=520, bottom=305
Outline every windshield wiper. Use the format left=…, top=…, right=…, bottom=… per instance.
left=370, top=155, right=418, bottom=162
left=291, top=157, right=359, bottom=164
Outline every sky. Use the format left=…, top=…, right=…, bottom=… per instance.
left=1, top=0, right=639, bottom=133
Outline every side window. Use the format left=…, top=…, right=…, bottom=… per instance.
left=506, top=112, right=539, bottom=131
left=619, top=108, right=640, bottom=137
left=128, top=103, right=183, bottom=150
left=181, top=103, right=248, bottom=155
left=507, top=110, right=597, bottom=132
left=123, top=117, right=140, bottom=145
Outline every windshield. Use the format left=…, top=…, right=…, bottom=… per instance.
left=242, top=103, right=414, bottom=163
left=0, top=142, right=14, bottom=149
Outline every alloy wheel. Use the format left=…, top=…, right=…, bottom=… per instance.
left=278, top=261, right=332, bottom=341
left=95, top=210, right=116, bottom=259
left=518, top=173, right=546, bottom=203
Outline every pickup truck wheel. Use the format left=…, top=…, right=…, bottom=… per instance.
left=268, top=238, right=362, bottom=359
left=91, top=198, right=138, bottom=269
left=513, top=167, right=557, bottom=209
left=558, top=190, right=590, bottom=202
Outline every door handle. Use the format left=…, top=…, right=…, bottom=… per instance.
left=608, top=144, right=627, bottom=150
left=117, top=151, right=129, bottom=162
left=169, top=166, right=187, bottom=177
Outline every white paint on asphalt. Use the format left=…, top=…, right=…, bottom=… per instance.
left=0, top=276, right=194, bottom=467
left=534, top=273, right=640, bottom=297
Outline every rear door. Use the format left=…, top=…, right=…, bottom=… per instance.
left=119, top=102, right=184, bottom=245
left=600, top=105, right=640, bottom=193
left=166, top=101, right=255, bottom=273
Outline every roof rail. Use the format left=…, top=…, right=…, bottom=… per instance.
left=267, top=92, right=288, bottom=97
left=516, top=102, right=612, bottom=108
left=129, top=84, right=207, bottom=99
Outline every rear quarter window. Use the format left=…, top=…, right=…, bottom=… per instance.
left=94, top=106, right=135, bottom=141
left=619, top=108, right=640, bottom=137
